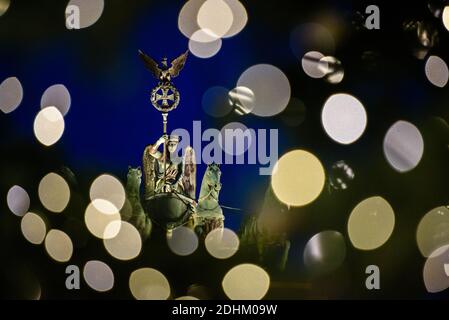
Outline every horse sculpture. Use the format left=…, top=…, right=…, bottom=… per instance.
left=123, top=166, right=152, bottom=241
left=194, top=163, right=224, bottom=238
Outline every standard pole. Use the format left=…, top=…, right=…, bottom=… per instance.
left=162, top=112, right=168, bottom=191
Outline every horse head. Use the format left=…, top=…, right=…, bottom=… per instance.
left=127, top=166, right=142, bottom=194
left=198, top=163, right=222, bottom=208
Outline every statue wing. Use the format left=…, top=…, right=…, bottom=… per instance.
left=138, top=50, right=162, bottom=79
left=182, top=146, right=196, bottom=199
left=168, top=50, right=189, bottom=78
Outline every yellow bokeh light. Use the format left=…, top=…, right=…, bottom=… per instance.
left=129, top=268, right=171, bottom=300
left=90, top=174, right=126, bottom=213
left=104, top=221, right=142, bottom=261
left=443, top=6, right=449, bottom=31
left=33, top=106, right=65, bottom=146
left=222, top=264, right=270, bottom=300
left=205, top=227, right=239, bottom=259
left=271, top=150, right=325, bottom=206
left=38, top=172, right=70, bottom=213
left=416, top=206, right=449, bottom=257
left=85, top=200, right=121, bottom=239
left=21, top=212, right=46, bottom=245
left=44, top=229, right=73, bottom=263
left=348, top=196, right=395, bottom=250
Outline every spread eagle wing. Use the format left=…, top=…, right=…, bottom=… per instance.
left=138, top=50, right=162, bottom=79
left=182, top=146, right=196, bottom=200
left=168, top=50, right=189, bottom=78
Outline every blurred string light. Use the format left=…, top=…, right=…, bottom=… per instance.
left=7, top=185, right=30, bottom=217
left=44, top=229, right=73, bottom=262
left=443, top=6, right=449, bottom=31
left=0, top=77, right=23, bottom=114
left=219, top=121, right=252, bottom=156
left=290, top=23, right=335, bottom=59
left=179, top=0, right=247, bottom=58
left=222, top=264, right=270, bottom=300
left=303, top=230, right=346, bottom=276
left=167, top=226, right=199, bottom=256
left=129, top=268, right=171, bottom=300
left=423, top=244, right=449, bottom=293
left=425, top=55, right=448, bottom=87
left=85, top=199, right=121, bottom=239
left=21, top=212, right=46, bottom=245
left=328, top=160, right=355, bottom=191
left=83, top=260, right=114, bottom=292
left=271, top=150, right=325, bottom=207
left=65, top=0, right=104, bottom=29
left=38, top=172, right=71, bottom=213
left=228, top=86, right=255, bottom=115
left=205, top=227, right=239, bottom=259
left=202, top=86, right=232, bottom=117
left=90, top=174, right=126, bottom=213
left=33, top=106, right=65, bottom=146
left=0, top=0, right=10, bottom=16
left=40, top=84, right=71, bottom=116
left=237, top=64, right=291, bottom=117
left=416, top=206, right=449, bottom=257
left=348, top=196, right=395, bottom=250
left=321, top=93, right=367, bottom=145
left=104, top=221, right=142, bottom=260
left=383, top=120, right=424, bottom=173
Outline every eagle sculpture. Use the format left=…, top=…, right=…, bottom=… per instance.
left=138, top=49, right=189, bottom=83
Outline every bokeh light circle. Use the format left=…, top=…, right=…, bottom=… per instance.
left=425, top=55, right=448, bottom=88
left=423, top=244, right=449, bottom=293
left=383, top=120, right=424, bottom=173
left=237, top=64, right=291, bottom=117
left=38, top=172, right=70, bottom=213
left=222, top=0, right=248, bottom=38
left=205, top=228, right=239, bottom=259
left=222, top=264, right=270, bottom=300
left=40, top=84, right=71, bottom=116
left=271, top=150, right=325, bottom=207
left=197, top=0, right=233, bottom=38
left=85, top=200, right=121, bottom=239
left=0, top=77, right=23, bottom=114
left=33, top=106, right=65, bottom=146
left=189, top=29, right=222, bottom=58
left=129, top=268, right=170, bottom=300
left=44, top=229, right=73, bottom=262
left=417, top=206, right=449, bottom=257
left=65, top=0, right=104, bottom=29
left=219, top=122, right=253, bottom=156
left=301, top=51, right=327, bottom=78
left=202, top=86, right=233, bottom=117
left=228, top=86, right=255, bottom=115
left=303, top=230, right=346, bottom=276
left=104, top=221, right=142, bottom=261
left=321, top=93, right=367, bottom=144
left=83, top=260, right=114, bottom=292
left=7, top=185, right=30, bottom=217
left=90, top=174, right=126, bottom=212
left=348, top=196, right=395, bottom=250
left=167, top=226, right=198, bottom=256
left=21, top=212, right=46, bottom=245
